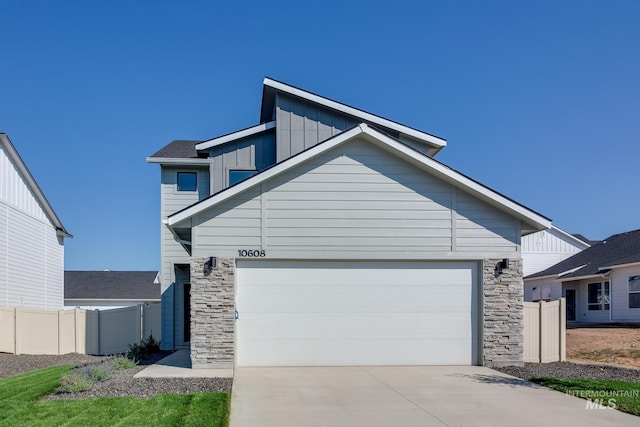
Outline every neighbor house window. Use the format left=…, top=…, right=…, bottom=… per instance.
left=588, top=282, right=610, bottom=311
left=629, top=275, right=640, bottom=308
left=177, top=172, right=197, bottom=191
left=229, top=170, right=256, bottom=186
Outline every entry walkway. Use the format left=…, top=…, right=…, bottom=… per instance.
left=229, top=366, right=638, bottom=427
left=133, top=350, right=233, bottom=378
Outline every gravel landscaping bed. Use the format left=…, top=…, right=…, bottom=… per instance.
left=0, top=353, right=109, bottom=379
left=496, top=362, right=640, bottom=382
left=1, top=352, right=232, bottom=399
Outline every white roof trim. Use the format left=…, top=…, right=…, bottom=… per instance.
left=598, top=261, right=640, bottom=271
left=196, top=121, right=276, bottom=150
left=0, top=133, right=71, bottom=238
left=168, top=123, right=550, bottom=231
left=559, top=273, right=609, bottom=282
left=146, top=157, right=212, bottom=165
left=558, top=264, right=589, bottom=277
left=550, top=225, right=591, bottom=248
left=264, top=78, right=446, bottom=149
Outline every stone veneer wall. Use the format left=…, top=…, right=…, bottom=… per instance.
left=482, top=258, right=524, bottom=367
left=190, top=257, right=235, bottom=369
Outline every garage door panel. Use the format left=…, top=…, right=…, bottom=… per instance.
left=237, top=261, right=474, bottom=287
left=237, top=338, right=473, bottom=366
left=238, top=312, right=473, bottom=340
left=237, top=285, right=475, bottom=313
left=236, top=260, right=478, bottom=366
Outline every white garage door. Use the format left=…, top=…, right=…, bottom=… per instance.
left=236, top=260, right=478, bottom=366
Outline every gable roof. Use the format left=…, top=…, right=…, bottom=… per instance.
left=64, top=271, right=160, bottom=300
left=0, top=133, right=71, bottom=238
left=526, top=229, right=640, bottom=280
left=167, top=123, right=551, bottom=232
left=260, top=77, right=447, bottom=153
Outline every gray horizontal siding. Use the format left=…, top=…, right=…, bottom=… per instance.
left=192, top=138, right=520, bottom=259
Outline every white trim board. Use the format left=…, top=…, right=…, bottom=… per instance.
left=196, top=121, right=276, bottom=151
left=264, top=78, right=446, bottom=149
left=168, top=123, right=551, bottom=232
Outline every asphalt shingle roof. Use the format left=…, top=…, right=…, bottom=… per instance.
left=64, top=271, right=160, bottom=300
left=150, top=140, right=199, bottom=158
left=527, top=229, right=640, bottom=280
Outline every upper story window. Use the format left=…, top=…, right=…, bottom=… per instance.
left=177, top=172, right=197, bottom=191
left=229, top=170, right=257, bottom=186
left=588, top=282, right=610, bottom=311
left=629, top=275, right=640, bottom=308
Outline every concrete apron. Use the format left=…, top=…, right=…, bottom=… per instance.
left=133, top=350, right=233, bottom=378
left=229, top=366, right=639, bottom=427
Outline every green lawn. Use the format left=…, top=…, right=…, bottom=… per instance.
left=530, top=377, right=640, bottom=416
left=0, top=366, right=230, bottom=427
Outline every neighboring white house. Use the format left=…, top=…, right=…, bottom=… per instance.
left=521, top=226, right=591, bottom=277
left=524, top=229, right=640, bottom=323
left=148, top=77, right=552, bottom=368
left=64, top=270, right=160, bottom=310
left=0, top=133, right=71, bottom=309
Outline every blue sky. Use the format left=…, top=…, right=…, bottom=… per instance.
left=1, top=1, right=638, bottom=270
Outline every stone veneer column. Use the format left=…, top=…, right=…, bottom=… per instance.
left=482, top=258, right=524, bottom=367
left=190, top=257, right=235, bottom=369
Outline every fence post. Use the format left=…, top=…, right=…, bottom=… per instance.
left=15, top=307, right=20, bottom=355
left=538, top=301, right=543, bottom=363
left=58, top=310, right=64, bottom=355
left=560, top=297, right=566, bottom=362
left=137, top=304, right=143, bottom=343
left=74, top=308, right=80, bottom=353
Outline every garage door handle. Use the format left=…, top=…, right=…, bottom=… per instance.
left=235, top=310, right=239, bottom=319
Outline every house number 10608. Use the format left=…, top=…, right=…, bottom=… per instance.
left=237, top=249, right=266, bottom=257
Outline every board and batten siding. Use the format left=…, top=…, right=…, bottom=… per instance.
left=522, top=229, right=588, bottom=276
left=0, top=145, right=64, bottom=309
left=191, top=138, right=520, bottom=259
left=208, top=131, right=276, bottom=194
left=275, top=93, right=432, bottom=163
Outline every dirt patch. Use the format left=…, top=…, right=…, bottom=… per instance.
left=567, top=327, right=640, bottom=368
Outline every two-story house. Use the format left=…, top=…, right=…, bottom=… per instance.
left=148, top=78, right=551, bottom=368
left=1, top=133, right=71, bottom=309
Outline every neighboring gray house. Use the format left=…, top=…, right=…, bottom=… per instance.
left=521, top=226, right=591, bottom=277
left=64, top=270, right=160, bottom=310
left=0, top=133, right=71, bottom=310
left=148, top=78, right=551, bottom=368
left=525, top=229, right=640, bottom=323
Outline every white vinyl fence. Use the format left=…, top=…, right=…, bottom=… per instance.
left=0, top=304, right=161, bottom=356
left=523, top=298, right=566, bottom=363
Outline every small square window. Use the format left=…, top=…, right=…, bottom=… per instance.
left=229, top=170, right=257, bottom=186
left=177, top=172, right=197, bottom=191
left=629, top=275, right=640, bottom=308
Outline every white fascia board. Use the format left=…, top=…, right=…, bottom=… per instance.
left=0, top=133, right=71, bottom=237
left=558, top=264, right=589, bottom=277
left=263, top=78, right=447, bottom=149
left=196, top=121, right=276, bottom=150
left=359, top=126, right=551, bottom=231
left=550, top=225, right=591, bottom=248
left=598, top=261, right=640, bottom=271
left=560, top=273, right=609, bottom=282
left=146, top=157, right=211, bottom=165
left=524, top=275, right=561, bottom=282
left=168, top=123, right=550, bottom=231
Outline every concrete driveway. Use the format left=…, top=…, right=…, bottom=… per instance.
left=230, top=366, right=638, bottom=426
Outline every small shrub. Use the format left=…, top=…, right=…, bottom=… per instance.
left=111, top=355, right=136, bottom=370
left=127, top=334, right=161, bottom=362
left=89, top=365, right=111, bottom=382
left=58, top=373, right=93, bottom=393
